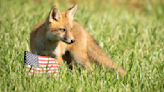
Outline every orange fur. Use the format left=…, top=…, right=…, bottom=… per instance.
left=30, top=5, right=125, bottom=77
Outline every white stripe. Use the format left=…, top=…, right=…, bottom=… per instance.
left=26, top=63, right=59, bottom=69
left=28, top=70, right=58, bottom=73
left=39, top=57, right=55, bottom=60
left=26, top=67, right=58, bottom=73
left=26, top=65, right=59, bottom=71
left=39, top=61, right=58, bottom=63
left=39, top=64, right=59, bottom=67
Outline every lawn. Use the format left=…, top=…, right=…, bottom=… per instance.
left=0, top=0, right=164, bottom=91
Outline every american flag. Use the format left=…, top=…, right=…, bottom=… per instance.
left=24, top=51, right=59, bottom=76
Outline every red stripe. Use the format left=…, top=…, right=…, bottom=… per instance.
left=39, top=63, right=58, bottom=65
left=26, top=67, right=58, bottom=71
left=40, top=66, right=59, bottom=68
left=26, top=66, right=59, bottom=69
left=38, top=59, right=55, bottom=62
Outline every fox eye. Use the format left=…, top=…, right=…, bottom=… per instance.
left=60, top=29, right=65, bottom=32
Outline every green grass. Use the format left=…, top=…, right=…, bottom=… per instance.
left=0, top=0, right=164, bottom=91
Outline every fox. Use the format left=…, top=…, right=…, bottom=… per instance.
left=30, top=5, right=125, bottom=77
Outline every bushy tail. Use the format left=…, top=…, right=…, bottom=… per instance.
left=87, top=34, right=125, bottom=77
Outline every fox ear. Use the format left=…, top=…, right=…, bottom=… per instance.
left=49, top=6, right=61, bottom=22
left=66, top=5, right=78, bottom=20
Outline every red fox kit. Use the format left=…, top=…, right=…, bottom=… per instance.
left=30, top=5, right=125, bottom=77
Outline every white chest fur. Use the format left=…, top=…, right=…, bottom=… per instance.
left=53, top=44, right=61, bottom=57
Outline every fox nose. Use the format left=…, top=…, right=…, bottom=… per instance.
left=71, top=40, right=75, bottom=43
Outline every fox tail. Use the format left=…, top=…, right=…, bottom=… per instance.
left=87, top=34, right=125, bottom=77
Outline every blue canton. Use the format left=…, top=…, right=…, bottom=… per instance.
left=24, top=51, right=39, bottom=68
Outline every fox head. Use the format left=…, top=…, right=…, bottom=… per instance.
left=45, top=5, right=77, bottom=44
